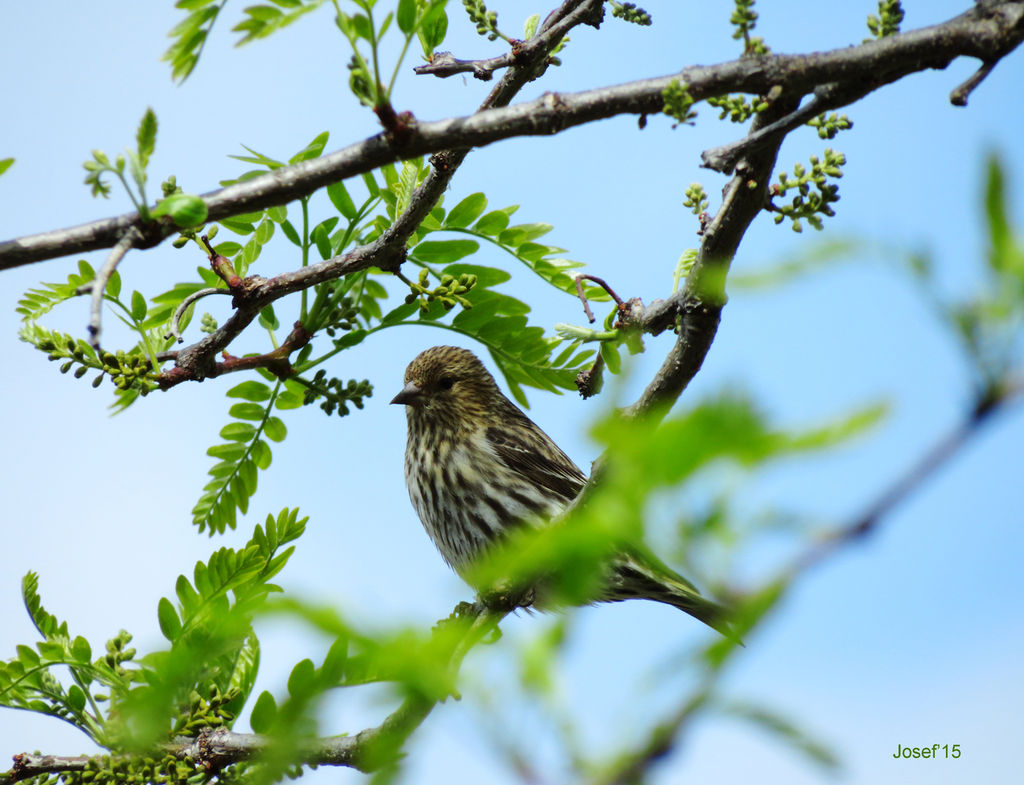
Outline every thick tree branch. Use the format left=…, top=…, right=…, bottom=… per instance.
left=2, top=1, right=1022, bottom=271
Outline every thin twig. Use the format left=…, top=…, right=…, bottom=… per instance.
left=166, top=288, right=231, bottom=342
left=576, top=274, right=625, bottom=308
left=413, top=51, right=516, bottom=81
left=789, top=385, right=1019, bottom=576
left=950, top=59, right=997, bottom=106
left=88, top=227, right=142, bottom=349
left=592, top=687, right=713, bottom=785
left=573, top=275, right=596, bottom=323
left=700, top=82, right=869, bottom=174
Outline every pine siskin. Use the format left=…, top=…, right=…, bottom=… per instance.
left=391, top=345, right=731, bottom=635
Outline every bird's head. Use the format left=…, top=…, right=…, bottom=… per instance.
left=391, top=345, right=504, bottom=427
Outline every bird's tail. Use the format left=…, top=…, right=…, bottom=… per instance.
left=605, top=554, right=736, bottom=639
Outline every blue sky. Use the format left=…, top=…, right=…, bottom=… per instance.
left=2, top=2, right=1022, bottom=784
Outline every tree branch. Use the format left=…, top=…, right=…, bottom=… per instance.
left=700, top=81, right=869, bottom=174
left=413, top=50, right=518, bottom=81
left=789, top=382, right=1020, bottom=575
left=2, top=1, right=1022, bottom=271
left=86, top=227, right=142, bottom=349
left=623, top=88, right=800, bottom=420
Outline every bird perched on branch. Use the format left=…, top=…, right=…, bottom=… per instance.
left=391, top=345, right=731, bottom=635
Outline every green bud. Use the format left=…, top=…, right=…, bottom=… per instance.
left=151, top=193, right=208, bottom=228
left=60, top=361, right=73, bottom=374
left=92, top=374, right=104, bottom=388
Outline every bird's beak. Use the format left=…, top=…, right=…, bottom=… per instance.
left=390, top=381, right=424, bottom=406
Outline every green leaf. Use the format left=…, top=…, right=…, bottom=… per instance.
left=107, top=270, right=122, bottom=298
left=474, top=208, right=514, bottom=235
left=158, top=597, right=182, bottom=641
left=349, top=13, right=373, bottom=42
left=230, top=403, right=268, bottom=421
left=396, top=0, right=416, bottom=33
left=208, top=442, right=247, bottom=460
left=0, top=157, right=15, bottom=177
left=228, top=381, right=273, bottom=401
left=151, top=193, right=208, bottom=228
left=16, top=645, right=40, bottom=668
left=499, top=222, right=553, bottom=246
left=264, top=416, right=287, bottom=442
left=289, top=131, right=330, bottom=164
left=443, top=263, right=510, bottom=288
left=327, top=181, right=357, bottom=219
left=22, top=573, right=68, bottom=639
left=258, top=304, right=280, bottom=331
left=163, top=4, right=221, bottom=81
left=287, top=659, right=316, bottom=698
left=255, top=218, right=275, bottom=244
left=600, top=340, right=622, bottom=374
left=135, top=108, right=158, bottom=169
left=221, top=422, right=257, bottom=442
left=232, top=0, right=325, bottom=45
left=411, top=239, right=479, bottom=264
left=67, top=684, right=87, bottom=712
left=195, top=386, right=281, bottom=533
left=444, top=192, right=488, bottom=228
left=71, top=636, right=92, bottom=664
left=361, top=170, right=380, bottom=197
left=250, top=690, right=277, bottom=733
left=395, top=160, right=419, bottom=217
left=312, top=218, right=338, bottom=260
left=130, top=290, right=148, bottom=321
left=280, top=220, right=301, bottom=246
left=252, top=439, right=273, bottom=469
left=418, top=4, right=447, bottom=55
left=220, top=216, right=256, bottom=235
left=320, top=636, right=348, bottom=683
left=985, top=152, right=1013, bottom=275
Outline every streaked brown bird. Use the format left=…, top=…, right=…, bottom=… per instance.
left=391, top=345, right=731, bottom=635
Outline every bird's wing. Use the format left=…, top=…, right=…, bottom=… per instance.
left=485, top=422, right=587, bottom=505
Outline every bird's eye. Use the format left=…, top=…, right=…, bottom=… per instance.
left=437, top=376, right=455, bottom=391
